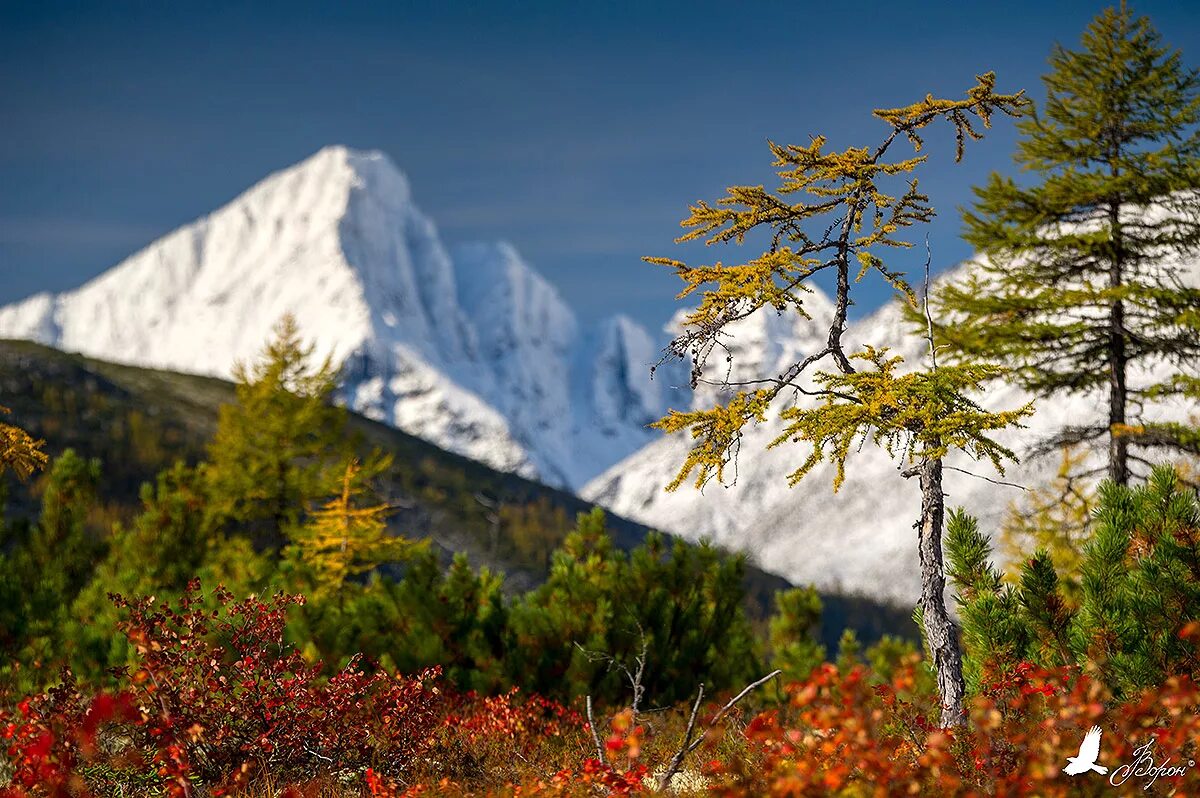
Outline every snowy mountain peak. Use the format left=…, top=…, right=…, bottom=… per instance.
left=0, top=146, right=666, bottom=490
left=452, top=241, right=579, bottom=355
left=589, top=314, right=666, bottom=427
left=584, top=222, right=1200, bottom=605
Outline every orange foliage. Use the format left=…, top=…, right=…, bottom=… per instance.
left=8, top=604, right=1200, bottom=796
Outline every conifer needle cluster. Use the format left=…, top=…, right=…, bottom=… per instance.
left=0, top=406, right=47, bottom=482
left=650, top=73, right=1029, bottom=493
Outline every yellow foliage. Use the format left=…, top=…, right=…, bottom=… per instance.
left=652, top=391, right=771, bottom=490
left=999, top=447, right=1094, bottom=600
left=772, top=349, right=1033, bottom=491
left=0, top=406, right=48, bottom=481
left=289, top=459, right=425, bottom=594
left=648, top=74, right=1029, bottom=495
left=873, top=71, right=1018, bottom=160
left=653, top=73, right=1028, bottom=346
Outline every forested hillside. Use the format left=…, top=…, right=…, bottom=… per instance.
left=0, top=337, right=908, bottom=640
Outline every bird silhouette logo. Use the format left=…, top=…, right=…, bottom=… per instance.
left=1063, top=726, right=1108, bottom=776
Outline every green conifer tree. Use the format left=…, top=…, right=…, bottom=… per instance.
left=509, top=509, right=758, bottom=705
left=945, top=509, right=1034, bottom=691
left=289, top=549, right=510, bottom=690
left=835, top=628, right=864, bottom=674
left=769, top=587, right=826, bottom=682
left=649, top=75, right=1028, bottom=725
left=935, top=4, right=1200, bottom=486
left=205, top=314, right=356, bottom=547
left=28, top=450, right=105, bottom=602
left=948, top=465, right=1200, bottom=696
left=68, top=462, right=269, bottom=680
left=0, top=450, right=104, bottom=690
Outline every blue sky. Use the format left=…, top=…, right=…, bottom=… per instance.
left=2, top=1, right=1198, bottom=332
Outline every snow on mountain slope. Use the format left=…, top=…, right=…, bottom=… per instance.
left=450, top=240, right=580, bottom=485
left=582, top=293, right=838, bottom=545
left=0, top=146, right=663, bottom=489
left=563, top=315, right=683, bottom=489
left=584, top=244, right=1200, bottom=606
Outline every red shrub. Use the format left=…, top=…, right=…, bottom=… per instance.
left=11, top=584, right=1200, bottom=796
left=2, top=581, right=446, bottom=796
left=444, top=688, right=582, bottom=746
left=713, top=657, right=1200, bottom=796
left=2, top=676, right=141, bottom=796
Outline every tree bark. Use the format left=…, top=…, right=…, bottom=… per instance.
left=916, top=457, right=966, bottom=727
left=1107, top=198, right=1129, bottom=486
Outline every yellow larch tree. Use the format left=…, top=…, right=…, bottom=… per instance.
left=288, top=458, right=424, bottom=596
left=0, top=407, right=47, bottom=481
left=650, top=74, right=1030, bottom=726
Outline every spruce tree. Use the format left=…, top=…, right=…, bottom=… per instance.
left=936, top=4, right=1200, bottom=485
left=650, top=75, right=1028, bottom=726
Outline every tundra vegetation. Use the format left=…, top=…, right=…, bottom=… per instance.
left=4, top=4, right=1200, bottom=796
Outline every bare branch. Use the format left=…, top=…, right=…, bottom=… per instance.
left=585, top=695, right=606, bottom=764
left=941, top=464, right=1028, bottom=491
left=657, top=670, right=782, bottom=792
left=922, top=235, right=938, bottom=372
left=657, top=683, right=705, bottom=793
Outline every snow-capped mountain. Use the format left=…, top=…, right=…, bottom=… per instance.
left=6, top=145, right=1194, bottom=607
left=584, top=240, right=1200, bottom=606
left=0, top=146, right=666, bottom=489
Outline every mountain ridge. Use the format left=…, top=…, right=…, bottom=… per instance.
left=8, top=145, right=1192, bottom=609
left=0, top=337, right=918, bottom=647
left=583, top=234, right=1200, bottom=605
left=0, top=146, right=671, bottom=491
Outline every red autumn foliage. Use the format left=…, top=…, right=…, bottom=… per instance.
left=711, top=656, right=1200, bottom=796
left=2, top=581, right=446, bottom=796
left=1, top=677, right=140, bottom=796
left=6, top=585, right=1200, bottom=796
left=443, top=687, right=583, bottom=747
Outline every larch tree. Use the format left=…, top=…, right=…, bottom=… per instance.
left=935, top=4, right=1200, bottom=486
left=0, top=407, right=46, bottom=482
left=287, top=458, right=424, bottom=596
left=998, top=447, right=1094, bottom=601
left=205, top=314, right=356, bottom=547
left=649, top=74, right=1029, bottom=726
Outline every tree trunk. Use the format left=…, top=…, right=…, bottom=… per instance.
left=916, top=457, right=966, bottom=727
left=1107, top=199, right=1129, bottom=486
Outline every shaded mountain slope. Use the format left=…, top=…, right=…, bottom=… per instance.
left=0, top=339, right=912, bottom=648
